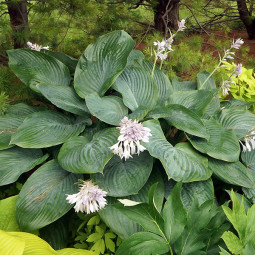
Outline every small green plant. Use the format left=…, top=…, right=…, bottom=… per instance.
left=73, top=214, right=121, bottom=254
left=0, top=91, right=9, bottom=115
left=221, top=191, right=255, bottom=254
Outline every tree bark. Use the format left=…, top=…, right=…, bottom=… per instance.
left=5, top=0, right=29, bottom=48
left=236, top=0, right=255, bottom=39
left=153, top=0, right=181, bottom=34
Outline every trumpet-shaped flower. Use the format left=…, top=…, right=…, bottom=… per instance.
left=66, top=180, right=107, bottom=214
left=240, top=130, right=255, bottom=152
left=27, top=41, right=49, bottom=51
left=110, top=116, right=152, bottom=160
left=178, top=19, right=186, bottom=31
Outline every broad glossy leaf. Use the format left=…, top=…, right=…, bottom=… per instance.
left=74, top=30, right=134, bottom=98
left=113, top=66, right=159, bottom=111
left=114, top=202, right=165, bottom=237
left=163, top=183, right=186, bottom=244
left=0, top=230, right=25, bottom=255
left=147, top=104, right=209, bottom=139
left=7, top=49, right=70, bottom=92
left=166, top=89, right=216, bottom=116
left=0, top=196, right=20, bottom=231
left=45, top=51, right=78, bottom=74
left=91, top=152, right=153, bottom=197
left=127, top=50, right=144, bottom=65
left=86, top=93, right=128, bottom=125
left=10, top=111, right=91, bottom=148
left=128, top=106, right=149, bottom=121
left=16, top=160, right=81, bottom=231
left=115, top=232, right=169, bottom=255
left=209, top=158, right=254, bottom=188
left=143, top=120, right=211, bottom=182
left=0, top=147, right=48, bottom=186
left=220, top=99, right=254, bottom=110
left=37, top=84, right=90, bottom=116
left=218, top=108, right=255, bottom=138
left=134, top=59, right=173, bottom=103
left=188, top=119, right=240, bottom=162
left=0, top=104, right=41, bottom=150
left=165, top=179, right=214, bottom=209
left=58, top=128, right=119, bottom=174
left=99, top=202, right=143, bottom=240
left=172, top=79, right=197, bottom=91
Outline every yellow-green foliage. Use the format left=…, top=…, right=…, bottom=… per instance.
left=219, top=61, right=255, bottom=102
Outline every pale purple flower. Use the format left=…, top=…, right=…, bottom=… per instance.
left=231, top=38, right=244, bottom=50
left=66, top=180, right=107, bottom=214
left=221, top=80, right=231, bottom=96
left=178, top=19, right=186, bottom=32
left=158, top=52, right=168, bottom=60
left=110, top=116, right=152, bottom=160
left=27, top=41, right=49, bottom=51
left=235, top=63, right=242, bottom=76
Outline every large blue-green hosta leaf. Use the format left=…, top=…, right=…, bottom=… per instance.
left=10, top=111, right=91, bottom=148
left=85, top=93, right=128, bottom=125
left=0, top=147, right=48, bottom=186
left=142, top=120, right=211, bottom=182
left=37, top=84, right=90, bottom=117
left=16, top=160, right=82, bottom=231
left=166, top=89, right=216, bottom=116
left=7, top=49, right=70, bottom=92
left=0, top=103, right=41, bottom=150
left=91, top=153, right=153, bottom=197
left=134, top=59, right=173, bottom=104
left=58, top=128, right=119, bottom=174
left=147, top=104, right=209, bottom=139
left=112, top=66, right=159, bottom=111
left=218, top=108, right=255, bottom=139
left=209, top=158, right=254, bottom=188
left=188, top=119, right=240, bottom=162
left=74, top=30, right=134, bottom=98
left=172, top=79, right=197, bottom=91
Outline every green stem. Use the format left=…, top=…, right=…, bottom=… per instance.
left=151, top=51, right=158, bottom=78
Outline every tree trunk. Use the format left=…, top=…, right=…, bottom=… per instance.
left=153, top=0, right=181, bottom=34
left=5, top=0, right=29, bottom=49
left=237, top=0, right=255, bottom=39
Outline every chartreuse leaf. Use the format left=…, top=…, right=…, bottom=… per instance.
left=163, top=183, right=186, bottom=244
left=0, top=196, right=20, bottom=231
left=112, top=66, right=159, bottom=111
left=221, top=231, right=243, bottom=255
left=57, top=249, right=96, bottom=255
left=7, top=49, right=70, bottom=92
left=219, top=247, right=232, bottom=255
left=166, top=89, right=216, bottom=116
left=134, top=59, right=173, bottom=104
left=115, top=232, right=170, bottom=255
left=218, top=108, right=255, bottom=139
left=74, top=30, right=134, bottom=98
left=0, top=103, right=41, bottom=150
left=0, top=147, right=48, bottom=186
left=209, top=159, right=254, bottom=188
left=37, top=84, right=90, bottom=116
left=10, top=111, right=91, bottom=148
left=188, top=119, right=240, bottom=162
left=142, top=120, right=211, bottom=182
left=58, top=128, right=119, bottom=174
left=85, top=93, right=128, bottom=125
left=147, top=104, right=209, bottom=139
left=91, top=152, right=153, bottom=197
left=16, top=160, right=81, bottom=231
left=0, top=230, right=25, bottom=255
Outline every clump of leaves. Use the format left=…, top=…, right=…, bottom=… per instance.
left=73, top=214, right=121, bottom=254
left=221, top=191, right=255, bottom=254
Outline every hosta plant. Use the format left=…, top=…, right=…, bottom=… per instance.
left=1, top=30, right=255, bottom=252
